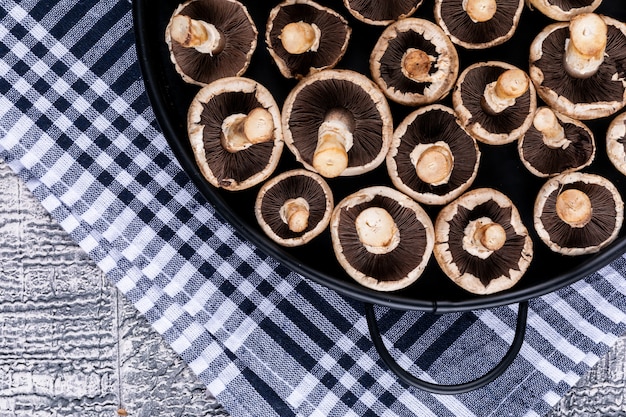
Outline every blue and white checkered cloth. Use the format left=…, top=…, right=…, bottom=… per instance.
left=2, top=1, right=626, bottom=416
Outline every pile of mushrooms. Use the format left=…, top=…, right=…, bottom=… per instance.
left=165, top=0, right=626, bottom=296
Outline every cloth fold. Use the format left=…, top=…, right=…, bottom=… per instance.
left=2, top=1, right=626, bottom=416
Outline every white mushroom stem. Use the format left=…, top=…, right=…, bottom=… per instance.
left=413, top=144, right=454, bottom=186
left=564, top=13, right=607, bottom=78
left=280, top=197, right=310, bottom=233
left=533, top=108, right=570, bottom=149
left=280, top=21, right=321, bottom=55
left=556, top=188, right=592, bottom=227
left=401, top=49, right=433, bottom=82
left=170, top=14, right=224, bottom=55
left=355, top=207, right=400, bottom=254
left=312, top=110, right=354, bottom=178
left=463, top=217, right=507, bottom=259
left=463, top=0, right=497, bottom=23
left=221, top=107, right=274, bottom=152
left=475, top=223, right=506, bottom=251
left=482, top=69, right=529, bottom=114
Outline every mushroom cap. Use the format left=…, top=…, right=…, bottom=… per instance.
left=165, top=0, right=257, bottom=86
left=529, top=15, right=626, bottom=120
left=434, top=188, right=533, bottom=295
left=266, top=0, right=351, bottom=79
left=453, top=61, right=537, bottom=145
left=369, top=18, right=459, bottom=106
left=607, top=111, right=626, bottom=176
left=387, top=104, right=481, bottom=205
left=255, top=169, right=334, bottom=246
left=187, top=77, right=283, bottom=191
left=518, top=106, right=595, bottom=177
left=330, top=186, right=434, bottom=292
left=282, top=69, right=393, bottom=177
left=342, top=0, right=423, bottom=26
left=534, top=172, right=624, bottom=255
left=528, top=0, right=603, bottom=21
left=433, top=0, right=524, bottom=49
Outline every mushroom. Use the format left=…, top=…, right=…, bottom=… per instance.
left=534, top=172, right=624, bottom=255
left=387, top=104, right=481, bottom=205
left=433, top=0, right=524, bottom=49
left=266, top=0, right=352, bottom=79
left=453, top=61, right=537, bottom=145
left=369, top=18, right=459, bottom=106
left=529, top=13, right=626, bottom=120
left=255, top=169, right=334, bottom=246
left=330, top=186, right=434, bottom=292
left=518, top=106, right=595, bottom=177
left=282, top=69, right=393, bottom=178
left=187, top=77, right=283, bottom=191
left=606, top=111, right=626, bottom=176
left=342, top=0, right=423, bottom=26
left=165, top=0, right=257, bottom=86
left=433, top=188, right=533, bottom=295
left=527, top=0, right=603, bottom=22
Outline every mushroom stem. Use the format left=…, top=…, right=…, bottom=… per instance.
left=280, top=21, right=321, bottom=55
left=221, top=107, right=274, bottom=152
left=170, top=14, right=224, bottom=55
left=564, top=13, right=607, bottom=79
left=414, top=144, right=454, bottom=185
left=355, top=207, right=400, bottom=254
left=401, top=49, right=433, bottom=82
left=481, top=69, right=529, bottom=114
left=475, top=222, right=506, bottom=251
left=280, top=197, right=310, bottom=233
left=313, top=109, right=355, bottom=178
left=556, top=188, right=592, bottom=227
left=463, top=0, right=497, bottom=22
left=533, top=108, right=570, bottom=149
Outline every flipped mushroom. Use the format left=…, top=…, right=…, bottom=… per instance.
left=330, top=186, right=434, bottom=292
left=434, top=188, right=533, bottom=295
left=282, top=69, right=393, bottom=178
left=342, top=0, right=423, bottom=26
left=387, top=104, right=480, bottom=205
left=453, top=61, right=537, bottom=145
left=370, top=18, right=459, bottom=106
left=607, top=111, right=626, bottom=176
left=187, top=77, right=283, bottom=190
left=529, top=13, right=626, bottom=120
left=165, top=0, right=257, bottom=86
left=434, top=0, right=524, bottom=49
left=518, top=106, right=595, bottom=177
left=255, top=169, right=333, bottom=246
left=266, top=0, right=351, bottom=79
left=527, top=0, right=603, bottom=22
left=534, top=172, right=624, bottom=255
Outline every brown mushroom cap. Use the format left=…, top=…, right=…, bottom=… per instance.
left=529, top=14, right=626, bottom=120
left=434, top=188, right=533, bottom=295
left=255, top=169, right=333, bottom=246
left=607, top=111, right=626, bottom=176
left=534, top=172, right=624, bottom=255
left=387, top=104, right=480, bottom=205
left=187, top=77, right=283, bottom=191
left=282, top=69, right=393, bottom=178
left=518, top=106, right=595, bottom=177
left=453, top=61, right=537, bottom=145
left=342, top=0, right=423, bottom=26
left=369, top=18, right=459, bottom=106
left=330, top=186, right=434, bottom=292
left=266, top=0, right=351, bottom=79
left=434, top=0, right=524, bottom=49
left=528, top=0, right=603, bottom=21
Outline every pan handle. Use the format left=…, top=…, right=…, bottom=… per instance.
left=365, top=301, right=528, bottom=395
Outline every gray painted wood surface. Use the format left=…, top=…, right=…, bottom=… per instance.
left=0, top=156, right=624, bottom=416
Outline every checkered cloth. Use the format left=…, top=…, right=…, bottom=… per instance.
left=2, top=1, right=626, bottom=416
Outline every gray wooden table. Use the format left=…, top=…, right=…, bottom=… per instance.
left=0, top=157, right=623, bottom=416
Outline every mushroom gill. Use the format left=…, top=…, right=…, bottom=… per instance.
left=343, top=0, right=423, bottom=25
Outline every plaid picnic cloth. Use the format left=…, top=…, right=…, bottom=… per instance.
left=2, top=0, right=626, bottom=416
